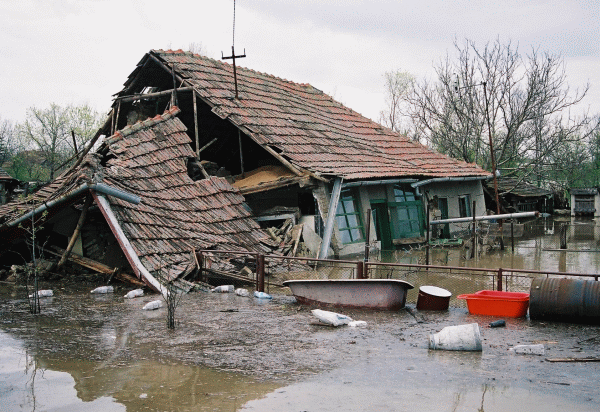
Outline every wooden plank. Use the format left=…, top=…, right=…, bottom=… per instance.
left=545, top=357, right=600, bottom=363
left=48, top=246, right=145, bottom=287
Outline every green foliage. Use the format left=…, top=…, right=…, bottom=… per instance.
left=5, top=103, right=103, bottom=182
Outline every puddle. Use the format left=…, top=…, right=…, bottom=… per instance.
left=0, top=331, right=279, bottom=411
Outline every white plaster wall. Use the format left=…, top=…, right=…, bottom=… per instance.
left=419, top=180, right=486, bottom=218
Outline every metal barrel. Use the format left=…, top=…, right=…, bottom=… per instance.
left=529, top=277, right=600, bottom=324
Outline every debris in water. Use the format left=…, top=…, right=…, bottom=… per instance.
left=429, top=323, right=483, bottom=351
left=253, top=291, right=272, bottom=299
left=509, top=344, right=545, bottom=356
left=235, top=288, right=250, bottom=297
left=142, top=300, right=163, bottom=310
left=311, top=309, right=353, bottom=327
left=124, top=288, right=144, bottom=299
left=90, top=286, right=114, bottom=294
left=29, top=289, right=53, bottom=298
left=211, top=285, right=234, bottom=293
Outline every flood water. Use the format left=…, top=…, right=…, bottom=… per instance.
left=2, top=217, right=600, bottom=411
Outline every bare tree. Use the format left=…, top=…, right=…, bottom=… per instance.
left=0, top=117, right=13, bottom=165
left=379, top=70, right=415, bottom=135
left=188, top=42, right=208, bottom=56
left=406, top=38, right=593, bottom=184
left=17, top=104, right=102, bottom=181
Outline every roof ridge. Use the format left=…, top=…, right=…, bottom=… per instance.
left=151, top=49, right=320, bottom=94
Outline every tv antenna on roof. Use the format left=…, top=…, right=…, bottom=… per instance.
left=222, top=0, right=246, bottom=99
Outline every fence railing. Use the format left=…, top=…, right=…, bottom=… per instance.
left=195, top=249, right=599, bottom=308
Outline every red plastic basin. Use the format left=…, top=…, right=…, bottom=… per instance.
left=457, top=290, right=530, bottom=318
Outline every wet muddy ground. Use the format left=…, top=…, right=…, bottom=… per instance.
left=2, top=277, right=600, bottom=411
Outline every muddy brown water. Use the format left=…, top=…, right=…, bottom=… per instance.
left=2, top=274, right=600, bottom=412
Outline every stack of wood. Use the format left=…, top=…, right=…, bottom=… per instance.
left=267, top=218, right=304, bottom=257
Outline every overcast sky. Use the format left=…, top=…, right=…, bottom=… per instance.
left=1, top=0, right=598, bottom=125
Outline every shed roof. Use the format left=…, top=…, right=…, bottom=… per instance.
left=128, top=50, right=490, bottom=181
left=491, top=177, right=554, bottom=198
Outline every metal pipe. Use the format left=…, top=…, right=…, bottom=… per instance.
left=411, top=175, right=491, bottom=189
left=3, top=182, right=140, bottom=230
left=343, top=178, right=418, bottom=188
left=430, top=211, right=538, bottom=225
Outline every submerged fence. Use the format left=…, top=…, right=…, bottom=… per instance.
left=196, top=249, right=599, bottom=308
left=427, top=219, right=600, bottom=258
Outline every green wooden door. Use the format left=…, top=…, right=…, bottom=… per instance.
left=371, top=202, right=393, bottom=250
left=438, top=197, right=450, bottom=239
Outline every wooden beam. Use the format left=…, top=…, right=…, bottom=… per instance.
left=115, top=87, right=194, bottom=104
left=193, top=91, right=200, bottom=157
left=57, top=194, right=92, bottom=269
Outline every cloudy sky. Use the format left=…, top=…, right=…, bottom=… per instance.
left=1, top=0, right=598, bottom=124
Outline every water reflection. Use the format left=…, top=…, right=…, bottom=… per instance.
left=0, top=331, right=279, bottom=411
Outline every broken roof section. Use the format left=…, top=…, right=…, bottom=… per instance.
left=0, top=108, right=271, bottom=292
left=125, top=50, right=489, bottom=182
left=100, top=107, right=270, bottom=278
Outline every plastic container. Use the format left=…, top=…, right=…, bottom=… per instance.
left=29, top=289, right=53, bottom=298
left=311, top=309, right=353, bottom=326
left=417, top=286, right=452, bottom=310
left=253, top=291, right=272, bottom=299
left=509, top=344, right=545, bottom=356
left=124, top=289, right=144, bottom=299
left=235, top=288, right=250, bottom=297
left=142, top=300, right=163, bottom=310
left=91, top=286, right=114, bottom=294
left=457, top=290, right=529, bottom=318
left=429, top=323, right=482, bottom=351
left=211, top=285, right=234, bottom=293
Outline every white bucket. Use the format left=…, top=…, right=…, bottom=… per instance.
left=429, top=323, right=482, bottom=351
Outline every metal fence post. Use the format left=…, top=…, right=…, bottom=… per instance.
left=511, top=221, right=514, bottom=253
left=426, top=204, right=430, bottom=267
left=497, top=267, right=503, bottom=291
left=356, top=261, right=364, bottom=279
left=256, top=254, right=265, bottom=292
left=471, top=200, right=476, bottom=259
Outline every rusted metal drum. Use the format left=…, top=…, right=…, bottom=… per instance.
left=529, top=277, right=600, bottom=324
left=417, top=285, right=452, bottom=311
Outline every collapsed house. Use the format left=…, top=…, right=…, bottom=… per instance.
left=0, top=168, right=20, bottom=205
left=0, top=49, right=491, bottom=291
left=0, top=108, right=273, bottom=292
left=484, top=177, right=554, bottom=215
left=110, top=50, right=490, bottom=255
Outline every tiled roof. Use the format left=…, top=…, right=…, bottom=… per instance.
left=0, top=108, right=271, bottom=282
left=146, top=49, right=489, bottom=181
left=102, top=107, right=271, bottom=275
left=0, top=167, right=16, bottom=181
left=491, top=178, right=553, bottom=198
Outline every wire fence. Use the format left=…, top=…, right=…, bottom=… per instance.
left=429, top=219, right=600, bottom=255
left=196, top=250, right=599, bottom=308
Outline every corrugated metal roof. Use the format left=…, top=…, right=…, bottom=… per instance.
left=148, top=49, right=490, bottom=181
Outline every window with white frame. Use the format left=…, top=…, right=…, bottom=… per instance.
left=335, top=189, right=364, bottom=244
